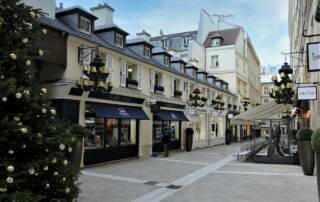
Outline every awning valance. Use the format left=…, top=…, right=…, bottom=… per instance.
left=89, top=103, right=149, bottom=120
left=231, top=101, right=292, bottom=125
left=154, top=110, right=189, bottom=121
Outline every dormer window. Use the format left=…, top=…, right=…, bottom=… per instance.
left=163, top=40, right=169, bottom=49
left=144, top=46, right=151, bottom=58
left=212, top=38, right=221, bottom=47
left=115, top=33, right=124, bottom=47
left=183, top=37, right=189, bottom=47
left=180, top=64, right=185, bottom=73
left=164, top=56, right=170, bottom=67
left=79, top=16, right=91, bottom=34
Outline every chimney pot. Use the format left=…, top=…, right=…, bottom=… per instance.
left=59, top=3, right=63, bottom=9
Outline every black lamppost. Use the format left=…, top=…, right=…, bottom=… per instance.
left=241, top=97, right=251, bottom=111
left=78, top=46, right=113, bottom=93
left=269, top=62, right=294, bottom=104
left=212, top=95, right=225, bottom=111
left=189, top=88, right=207, bottom=115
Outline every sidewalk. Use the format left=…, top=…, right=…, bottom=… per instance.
left=78, top=143, right=317, bottom=202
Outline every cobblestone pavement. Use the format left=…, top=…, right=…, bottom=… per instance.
left=78, top=143, right=317, bottom=202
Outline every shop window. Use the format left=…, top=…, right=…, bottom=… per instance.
left=153, top=120, right=179, bottom=142
left=120, top=119, right=136, bottom=145
left=153, top=120, right=162, bottom=142
left=104, top=119, right=119, bottom=147
left=84, top=118, right=105, bottom=148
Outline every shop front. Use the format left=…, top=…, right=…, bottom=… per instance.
left=152, top=102, right=188, bottom=153
left=209, top=109, right=227, bottom=146
left=83, top=102, right=149, bottom=165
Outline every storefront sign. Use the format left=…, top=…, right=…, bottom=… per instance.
left=89, top=92, right=145, bottom=104
left=157, top=101, right=186, bottom=109
left=297, top=86, right=317, bottom=100
left=307, top=42, right=320, bottom=72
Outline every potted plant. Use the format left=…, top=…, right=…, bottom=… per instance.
left=297, top=127, right=314, bottom=176
left=174, top=90, right=182, bottom=98
left=154, top=85, right=164, bottom=94
left=126, top=78, right=139, bottom=89
left=311, top=128, right=320, bottom=199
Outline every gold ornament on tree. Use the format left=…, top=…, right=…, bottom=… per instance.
left=41, top=88, right=47, bottom=94
left=50, top=109, right=56, bottom=115
left=63, top=160, right=68, bottom=166
left=2, top=97, right=7, bottom=102
left=6, top=177, right=13, bottom=184
left=65, top=187, right=70, bottom=193
left=42, top=108, right=47, bottom=114
left=29, top=11, right=36, bottom=18
left=7, top=165, right=14, bottom=172
left=59, top=143, right=65, bottom=151
left=42, top=29, right=47, bottom=34
left=22, top=38, right=28, bottom=43
left=23, top=90, right=30, bottom=96
left=15, top=92, right=22, bottom=99
left=25, top=60, right=31, bottom=66
left=13, top=116, right=20, bottom=122
left=9, top=53, right=17, bottom=60
left=28, top=168, right=35, bottom=175
left=38, top=49, right=44, bottom=56
left=20, top=128, right=28, bottom=134
left=43, top=165, right=49, bottom=171
left=0, top=187, right=7, bottom=192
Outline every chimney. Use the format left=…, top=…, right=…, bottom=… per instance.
left=90, top=2, right=114, bottom=26
left=59, top=2, right=63, bottom=9
left=136, top=30, right=151, bottom=42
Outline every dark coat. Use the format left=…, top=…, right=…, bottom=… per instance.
left=186, top=127, right=194, bottom=136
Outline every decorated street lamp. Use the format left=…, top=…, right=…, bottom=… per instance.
left=269, top=62, right=294, bottom=104
left=212, top=94, right=225, bottom=111
left=241, top=96, right=251, bottom=111
left=77, top=46, right=113, bottom=93
left=189, top=88, right=207, bottom=115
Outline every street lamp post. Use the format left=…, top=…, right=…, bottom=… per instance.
left=241, top=97, right=251, bottom=111
left=269, top=62, right=294, bottom=104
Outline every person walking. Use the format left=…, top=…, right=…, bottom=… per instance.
left=185, top=124, right=194, bottom=152
left=161, top=126, right=171, bottom=157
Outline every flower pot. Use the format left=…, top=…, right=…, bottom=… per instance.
left=68, top=137, right=84, bottom=168
left=316, top=153, right=320, bottom=200
left=186, top=133, right=193, bottom=152
left=298, top=140, right=315, bottom=176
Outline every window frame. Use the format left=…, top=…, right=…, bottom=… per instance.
left=115, top=33, right=124, bottom=48
left=211, top=55, right=219, bottom=68
left=79, top=16, right=91, bottom=34
left=164, top=56, right=170, bottom=67
left=143, top=46, right=151, bottom=58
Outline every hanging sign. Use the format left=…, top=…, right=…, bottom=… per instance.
left=307, top=42, right=320, bottom=71
left=297, top=86, right=317, bottom=100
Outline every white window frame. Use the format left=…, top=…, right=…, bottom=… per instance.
left=79, top=16, right=91, bottom=34
left=211, top=55, right=219, bottom=68
left=164, top=56, right=170, bottom=67
left=144, top=46, right=151, bottom=58
left=212, top=38, right=221, bottom=47
left=115, top=33, right=124, bottom=48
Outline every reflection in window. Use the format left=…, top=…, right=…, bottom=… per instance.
left=85, top=118, right=104, bottom=149
left=105, top=119, right=119, bottom=147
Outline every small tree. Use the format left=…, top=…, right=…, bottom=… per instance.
left=0, top=0, right=80, bottom=201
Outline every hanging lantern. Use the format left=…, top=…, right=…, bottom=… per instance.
left=100, top=66, right=109, bottom=76
left=90, top=66, right=97, bottom=74
left=97, top=81, right=105, bottom=88
left=280, top=72, right=286, bottom=78
left=271, top=75, right=277, bottom=81
left=83, top=65, right=90, bottom=75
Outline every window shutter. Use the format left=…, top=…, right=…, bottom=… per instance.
left=120, top=59, right=127, bottom=87
left=106, top=55, right=113, bottom=82
left=137, top=64, right=142, bottom=90
left=170, top=77, right=175, bottom=97
left=150, top=70, right=155, bottom=93
left=82, top=48, right=91, bottom=65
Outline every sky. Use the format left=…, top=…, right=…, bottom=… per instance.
left=57, top=0, right=290, bottom=66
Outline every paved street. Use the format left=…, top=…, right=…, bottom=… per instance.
left=79, top=144, right=317, bottom=202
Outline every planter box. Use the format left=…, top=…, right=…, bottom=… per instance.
left=174, top=90, right=182, bottom=98
left=154, top=85, right=164, bottom=94
left=126, top=79, right=139, bottom=90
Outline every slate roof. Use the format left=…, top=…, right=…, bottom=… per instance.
left=203, top=27, right=241, bottom=48
left=150, top=30, right=198, bottom=41
left=38, top=16, right=234, bottom=95
left=95, top=24, right=129, bottom=36
left=126, top=37, right=154, bottom=47
left=56, top=6, right=98, bottom=20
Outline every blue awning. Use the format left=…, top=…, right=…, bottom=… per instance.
left=155, top=110, right=189, bottom=121
left=89, top=103, right=149, bottom=120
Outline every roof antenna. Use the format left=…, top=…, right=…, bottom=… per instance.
left=211, top=14, right=234, bottom=31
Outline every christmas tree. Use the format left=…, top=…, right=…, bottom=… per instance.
left=0, top=0, right=81, bottom=201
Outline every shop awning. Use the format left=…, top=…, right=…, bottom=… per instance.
left=230, top=101, right=291, bottom=125
left=90, top=103, right=149, bottom=120
left=154, top=110, right=189, bottom=121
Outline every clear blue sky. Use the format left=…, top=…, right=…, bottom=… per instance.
left=57, top=0, right=289, bottom=66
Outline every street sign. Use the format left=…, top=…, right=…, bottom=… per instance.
left=297, top=86, right=317, bottom=100
left=307, top=42, right=320, bottom=72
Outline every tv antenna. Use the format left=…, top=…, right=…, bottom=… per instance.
left=211, top=14, right=235, bottom=31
